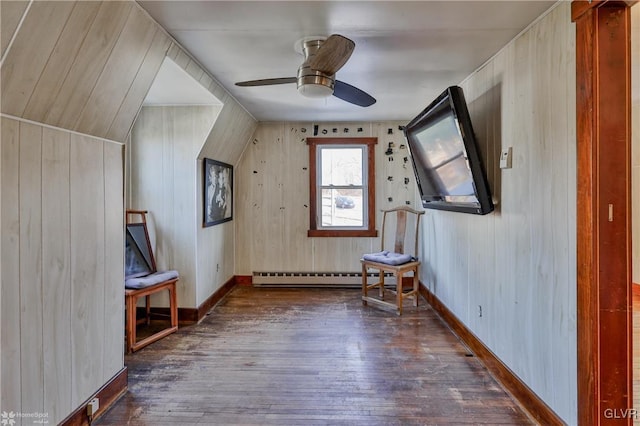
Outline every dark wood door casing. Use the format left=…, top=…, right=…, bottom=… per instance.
left=572, top=1, right=635, bottom=425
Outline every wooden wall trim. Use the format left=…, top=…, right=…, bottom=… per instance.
left=0, top=113, right=123, bottom=145
left=59, top=367, right=127, bottom=426
left=235, top=275, right=253, bottom=286
left=418, top=284, right=564, bottom=425
left=572, top=2, right=634, bottom=425
left=197, top=275, right=237, bottom=319
left=170, top=276, right=240, bottom=324
left=572, top=1, right=637, bottom=21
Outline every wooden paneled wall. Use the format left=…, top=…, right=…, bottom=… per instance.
left=431, top=3, right=575, bottom=423
left=235, top=122, right=418, bottom=275
left=128, top=45, right=257, bottom=309
left=130, top=106, right=219, bottom=309
left=1, top=0, right=257, bottom=422
left=0, top=1, right=171, bottom=143
left=0, top=116, right=124, bottom=425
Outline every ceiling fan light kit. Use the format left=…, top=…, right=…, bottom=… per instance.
left=235, top=34, right=376, bottom=107
left=296, top=67, right=334, bottom=98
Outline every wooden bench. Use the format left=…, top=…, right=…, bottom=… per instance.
left=125, top=277, right=178, bottom=353
left=125, top=209, right=179, bottom=353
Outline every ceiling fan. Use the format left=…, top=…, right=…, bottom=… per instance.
left=235, top=34, right=376, bottom=107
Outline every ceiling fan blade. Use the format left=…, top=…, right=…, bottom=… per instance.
left=235, top=77, right=296, bottom=87
left=308, top=34, right=355, bottom=75
left=333, top=80, right=376, bottom=107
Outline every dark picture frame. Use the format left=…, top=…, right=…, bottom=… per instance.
left=203, top=158, right=233, bottom=227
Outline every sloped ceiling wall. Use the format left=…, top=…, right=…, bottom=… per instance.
left=1, top=1, right=170, bottom=143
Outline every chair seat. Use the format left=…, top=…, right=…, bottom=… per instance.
left=361, top=258, right=420, bottom=271
left=125, top=270, right=179, bottom=289
left=362, top=250, right=414, bottom=265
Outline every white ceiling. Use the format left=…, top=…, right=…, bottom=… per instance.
left=138, top=1, right=557, bottom=122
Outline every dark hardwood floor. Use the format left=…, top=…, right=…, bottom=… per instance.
left=97, top=287, right=532, bottom=425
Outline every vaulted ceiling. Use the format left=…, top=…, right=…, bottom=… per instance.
left=138, top=1, right=557, bottom=122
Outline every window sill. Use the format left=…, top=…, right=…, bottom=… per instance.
left=308, top=229, right=378, bottom=238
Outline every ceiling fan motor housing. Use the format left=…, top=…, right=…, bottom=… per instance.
left=297, top=38, right=334, bottom=98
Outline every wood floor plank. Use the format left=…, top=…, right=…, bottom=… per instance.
left=96, top=287, right=532, bottom=425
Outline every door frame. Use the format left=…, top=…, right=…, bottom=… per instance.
left=572, top=1, right=636, bottom=424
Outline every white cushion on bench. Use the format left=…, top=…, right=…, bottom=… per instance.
left=125, top=270, right=179, bottom=289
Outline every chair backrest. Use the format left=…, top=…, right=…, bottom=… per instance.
left=380, top=206, right=425, bottom=256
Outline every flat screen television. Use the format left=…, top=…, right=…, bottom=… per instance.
left=403, top=86, right=494, bottom=215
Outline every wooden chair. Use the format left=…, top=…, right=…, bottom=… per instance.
left=125, top=210, right=178, bottom=353
left=361, top=206, right=424, bottom=315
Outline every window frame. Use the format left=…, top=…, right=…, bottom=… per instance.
left=307, top=137, right=378, bottom=237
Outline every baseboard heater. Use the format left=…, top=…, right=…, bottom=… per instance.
left=253, top=271, right=397, bottom=288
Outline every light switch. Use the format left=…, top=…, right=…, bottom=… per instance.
left=500, top=147, right=512, bottom=169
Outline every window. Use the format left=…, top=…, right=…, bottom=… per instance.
left=307, top=137, right=377, bottom=237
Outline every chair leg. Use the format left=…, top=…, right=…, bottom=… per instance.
left=362, top=263, right=368, bottom=305
left=145, top=295, right=151, bottom=325
left=396, top=272, right=403, bottom=315
left=413, top=269, right=419, bottom=307
left=125, top=294, right=136, bottom=354
left=379, top=269, right=385, bottom=299
left=169, top=284, right=178, bottom=328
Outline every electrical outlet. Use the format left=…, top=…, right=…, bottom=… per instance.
left=87, top=398, right=99, bottom=417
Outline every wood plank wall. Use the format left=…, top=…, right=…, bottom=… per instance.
left=235, top=122, right=418, bottom=274
left=0, top=0, right=257, bottom=422
left=130, top=106, right=219, bottom=309
left=437, top=4, right=576, bottom=423
left=128, top=47, right=257, bottom=310
left=235, top=3, right=575, bottom=424
left=0, top=1, right=171, bottom=143
left=1, top=117, right=124, bottom=425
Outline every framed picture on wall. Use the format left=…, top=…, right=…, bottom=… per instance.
left=203, top=158, right=233, bottom=227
